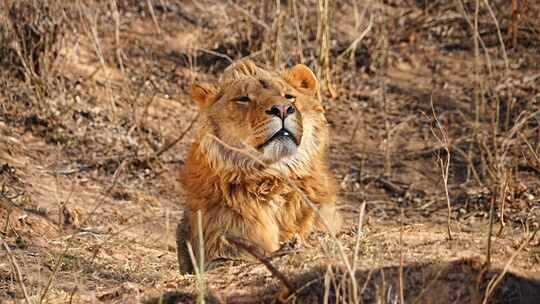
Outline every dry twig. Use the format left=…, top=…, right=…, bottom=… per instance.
left=430, top=98, right=453, bottom=240
left=186, top=210, right=207, bottom=304
left=155, top=114, right=200, bottom=158
left=398, top=208, right=405, bottom=304
left=224, top=234, right=294, bottom=293
left=485, top=193, right=495, bottom=266
left=482, top=226, right=540, bottom=303
left=352, top=201, right=366, bottom=268
left=0, top=235, right=30, bottom=304
left=39, top=158, right=127, bottom=303
left=146, top=0, right=162, bottom=37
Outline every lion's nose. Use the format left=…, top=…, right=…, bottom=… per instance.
left=265, top=104, right=295, bottom=120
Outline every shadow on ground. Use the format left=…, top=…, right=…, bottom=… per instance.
left=145, top=258, right=540, bottom=304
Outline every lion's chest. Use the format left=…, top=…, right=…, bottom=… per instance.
left=226, top=179, right=304, bottom=215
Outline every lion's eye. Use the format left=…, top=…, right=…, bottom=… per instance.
left=234, top=96, right=251, bottom=104
left=284, top=94, right=296, bottom=100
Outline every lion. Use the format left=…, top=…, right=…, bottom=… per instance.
left=176, top=60, right=341, bottom=274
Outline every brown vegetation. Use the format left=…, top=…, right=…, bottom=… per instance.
left=0, top=0, right=539, bottom=303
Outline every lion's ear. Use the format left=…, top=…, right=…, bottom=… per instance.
left=190, top=84, right=216, bottom=108
left=283, top=64, right=318, bottom=95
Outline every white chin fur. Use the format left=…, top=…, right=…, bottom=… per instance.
left=261, top=138, right=298, bottom=163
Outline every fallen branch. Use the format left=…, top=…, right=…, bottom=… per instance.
left=224, top=234, right=294, bottom=293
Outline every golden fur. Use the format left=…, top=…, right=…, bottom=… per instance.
left=176, top=60, right=340, bottom=273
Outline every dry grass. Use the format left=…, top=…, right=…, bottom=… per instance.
left=1, top=1, right=539, bottom=303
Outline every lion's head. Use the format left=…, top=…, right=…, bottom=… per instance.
left=190, top=60, right=328, bottom=175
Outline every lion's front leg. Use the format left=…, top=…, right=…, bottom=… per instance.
left=176, top=215, right=194, bottom=274
left=178, top=205, right=280, bottom=273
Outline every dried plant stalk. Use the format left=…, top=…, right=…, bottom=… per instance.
left=1, top=236, right=30, bottom=304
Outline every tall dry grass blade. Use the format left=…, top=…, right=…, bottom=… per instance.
left=316, top=0, right=334, bottom=98
left=186, top=210, right=206, bottom=304
left=456, top=0, right=482, bottom=181
left=337, top=8, right=373, bottom=64
left=485, top=194, right=495, bottom=266
left=197, top=210, right=204, bottom=279
left=510, top=0, right=518, bottom=48
left=79, top=1, right=117, bottom=119
left=496, top=171, right=509, bottom=236
left=484, top=0, right=509, bottom=147
left=146, top=0, right=162, bottom=37
left=273, top=0, right=282, bottom=68
left=110, top=0, right=124, bottom=75
left=430, top=97, right=452, bottom=240
left=1, top=235, right=30, bottom=304
left=379, top=9, right=391, bottom=178
left=483, top=0, right=509, bottom=73
left=473, top=0, right=481, bottom=123
left=352, top=201, right=366, bottom=269
left=323, top=265, right=332, bottom=304
left=482, top=226, right=539, bottom=303
left=291, top=0, right=304, bottom=63
left=520, top=132, right=540, bottom=170
left=398, top=208, right=405, bottom=304
left=186, top=242, right=205, bottom=304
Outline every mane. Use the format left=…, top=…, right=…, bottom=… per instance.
left=218, top=60, right=274, bottom=89
left=195, top=60, right=328, bottom=181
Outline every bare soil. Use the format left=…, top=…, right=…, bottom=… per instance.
left=1, top=1, right=539, bottom=303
